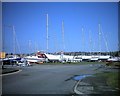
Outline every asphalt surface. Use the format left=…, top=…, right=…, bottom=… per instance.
left=2, top=63, right=115, bottom=95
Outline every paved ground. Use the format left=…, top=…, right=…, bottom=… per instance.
left=75, top=75, right=119, bottom=96
left=2, top=63, right=119, bottom=95
left=2, top=68, right=19, bottom=74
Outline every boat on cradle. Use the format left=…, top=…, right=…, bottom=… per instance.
left=71, top=56, right=82, bottom=62
left=74, top=55, right=111, bottom=62
left=2, top=55, right=21, bottom=65
left=107, top=57, right=120, bottom=62
left=24, top=51, right=47, bottom=64
left=43, top=53, right=112, bottom=63
left=98, top=55, right=111, bottom=61
left=44, top=53, right=61, bottom=62
left=81, top=55, right=110, bottom=62
left=81, top=55, right=92, bottom=61
left=89, top=55, right=98, bottom=61
left=45, top=53, right=83, bottom=63
left=7, top=55, right=21, bottom=61
left=74, top=55, right=94, bottom=62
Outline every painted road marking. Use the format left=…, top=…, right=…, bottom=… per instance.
left=0, top=69, right=22, bottom=76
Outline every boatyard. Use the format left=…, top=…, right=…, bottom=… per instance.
left=1, top=1, right=120, bottom=96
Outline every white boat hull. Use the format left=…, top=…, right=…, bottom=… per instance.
left=25, top=56, right=46, bottom=63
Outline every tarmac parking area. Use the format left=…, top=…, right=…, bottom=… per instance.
left=2, top=63, right=119, bottom=95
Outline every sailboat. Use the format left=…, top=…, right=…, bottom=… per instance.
left=44, top=15, right=76, bottom=62
left=4, top=26, right=21, bottom=60
left=24, top=51, right=47, bottom=63
left=97, top=24, right=110, bottom=61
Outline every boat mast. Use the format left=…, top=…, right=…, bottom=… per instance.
left=82, top=27, right=85, bottom=55
left=101, top=26, right=109, bottom=54
left=92, top=40, right=95, bottom=55
left=46, top=14, right=49, bottom=53
left=12, top=25, right=16, bottom=55
left=89, top=30, right=92, bottom=55
left=28, top=40, right=31, bottom=55
left=62, top=21, right=65, bottom=52
left=98, top=23, right=101, bottom=55
left=54, top=31, right=57, bottom=53
left=118, top=43, right=120, bottom=56
left=35, top=41, right=37, bottom=52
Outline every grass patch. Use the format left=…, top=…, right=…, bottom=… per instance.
left=106, top=62, right=120, bottom=67
left=95, top=72, right=120, bottom=89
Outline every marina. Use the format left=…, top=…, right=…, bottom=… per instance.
left=1, top=2, right=120, bottom=95
left=1, top=13, right=120, bottom=64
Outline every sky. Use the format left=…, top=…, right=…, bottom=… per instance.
left=2, top=2, right=118, bottom=54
